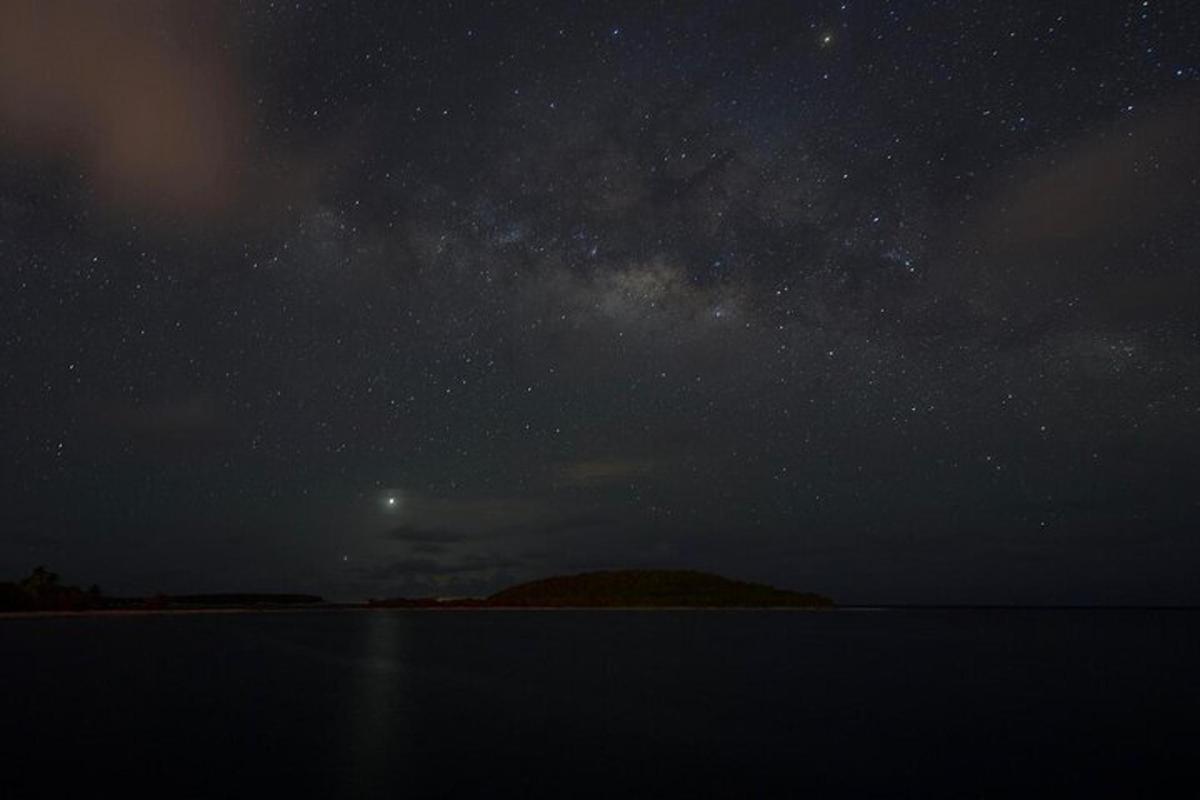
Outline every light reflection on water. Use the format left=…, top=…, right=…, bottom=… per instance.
left=344, top=611, right=411, bottom=795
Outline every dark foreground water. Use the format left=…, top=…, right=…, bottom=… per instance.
left=3, top=609, right=1198, bottom=798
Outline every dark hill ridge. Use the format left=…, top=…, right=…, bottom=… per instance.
left=484, top=569, right=832, bottom=608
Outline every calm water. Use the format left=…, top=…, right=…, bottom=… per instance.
left=3, top=609, right=1197, bottom=797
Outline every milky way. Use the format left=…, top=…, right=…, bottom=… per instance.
left=2, top=1, right=1198, bottom=602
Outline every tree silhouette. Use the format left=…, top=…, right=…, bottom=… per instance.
left=19, top=566, right=60, bottom=596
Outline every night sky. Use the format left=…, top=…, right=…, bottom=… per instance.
left=2, top=1, right=1198, bottom=604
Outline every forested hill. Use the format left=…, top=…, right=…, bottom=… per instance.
left=484, top=569, right=832, bottom=608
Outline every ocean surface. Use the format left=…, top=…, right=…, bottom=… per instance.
left=3, top=608, right=1197, bottom=798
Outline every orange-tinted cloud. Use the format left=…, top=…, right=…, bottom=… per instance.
left=559, top=458, right=655, bottom=486
left=940, top=96, right=1200, bottom=326
left=0, top=1, right=248, bottom=217
left=986, top=99, right=1199, bottom=248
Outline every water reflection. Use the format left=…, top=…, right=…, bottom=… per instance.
left=342, top=611, right=412, bottom=794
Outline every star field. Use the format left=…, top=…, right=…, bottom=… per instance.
left=1, top=0, right=1198, bottom=603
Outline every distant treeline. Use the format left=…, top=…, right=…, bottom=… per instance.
left=370, top=569, right=834, bottom=609
left=0, top=567, right=104, bottom=612
left=167, top=593, right=324, bottom=607
left=368, top=596, right=490, bottom=608
left=0, top=567, right=323, bottom=612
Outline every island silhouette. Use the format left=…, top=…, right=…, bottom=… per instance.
left=1, top=566, right=831, bottom=612
left=370, top=569, right=834, bottom=609
left=0, top=566, right=324, bottom=613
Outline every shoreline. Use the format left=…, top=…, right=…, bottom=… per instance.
left=4, top=604, right=1198, bottom=620
left=0, top=605, right=833, bottom=619
left=0, top=606, right=366, bottom=620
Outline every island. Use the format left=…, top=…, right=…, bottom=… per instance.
left=1, top=566, right=831, bottom=614
left=369, top=569, right=834, bottom=609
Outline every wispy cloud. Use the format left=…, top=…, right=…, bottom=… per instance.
left=558, top=458, right=655, bottom=487
left=384, top=524, right=468, bottom=544
left=0, top=0, right=248, bottom=216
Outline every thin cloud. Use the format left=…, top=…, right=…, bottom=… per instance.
left=558, top=458, right=655, bottom=486
left=0, top=1, right=249, bottom=217
left=384, top=525, right=468, bottom=544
